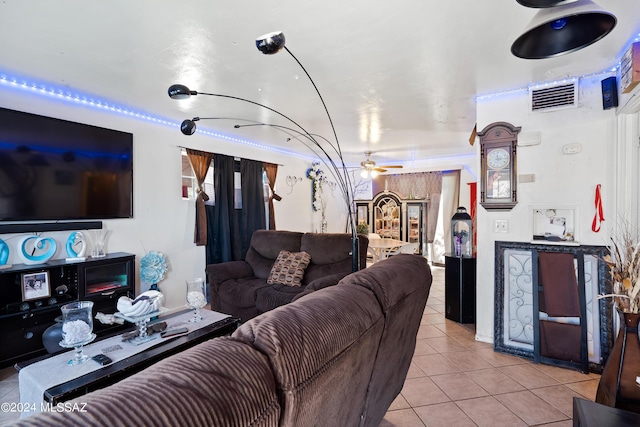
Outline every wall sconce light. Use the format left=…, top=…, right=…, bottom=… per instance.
left=326, top=180, right=337, bottom=197
left=286, top=176, right=303, bottom=194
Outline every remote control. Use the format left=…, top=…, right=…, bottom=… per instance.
left=91, top=354, right=113, bottom=366
left=161, top=327, right=189, bottom=338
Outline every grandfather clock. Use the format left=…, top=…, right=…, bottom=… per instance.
left=478, top=122, right=521, bottom=211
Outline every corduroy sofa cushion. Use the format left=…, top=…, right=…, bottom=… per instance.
left=233, top=283, right=385, bottom=427
left=11, top=338, right=280, bottom=427
left=337, top=254, right=432, bottom=426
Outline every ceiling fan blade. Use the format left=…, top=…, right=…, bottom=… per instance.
left=374, top=167, right=388, bottom=173
left=378, top=165, right=403, bottom=169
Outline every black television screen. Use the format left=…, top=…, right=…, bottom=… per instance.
left=0, top=107, right=133, bottom=221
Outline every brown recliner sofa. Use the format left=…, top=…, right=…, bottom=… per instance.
left=206, top=230, right=369, bottom=321
left=11, top=254, right=432, bottom=427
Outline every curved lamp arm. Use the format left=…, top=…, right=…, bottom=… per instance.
left=168, top=31, right=361, bottom=271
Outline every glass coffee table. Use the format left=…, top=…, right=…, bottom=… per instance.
left=16, top=309, right=239, bottom=409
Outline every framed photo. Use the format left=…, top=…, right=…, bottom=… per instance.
left=21, top=271, right=51, bottom=301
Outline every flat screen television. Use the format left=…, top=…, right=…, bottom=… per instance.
left=0, top=107, right=133, bottom=221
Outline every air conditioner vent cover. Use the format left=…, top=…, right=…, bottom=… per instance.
left=530, top=81, right=578, bottom=112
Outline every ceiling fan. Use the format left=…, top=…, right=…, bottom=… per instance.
left=360, top=151, right=403, bottom=178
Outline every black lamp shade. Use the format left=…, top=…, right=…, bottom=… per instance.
left=256, top=31, right=286, bottom=55
left=511, top=6, right=616, bottom=59
left=168, top=84, right=196, bottom=99
left=516, top=0, right=578, bottom=7
left=180, top=119, right=197, bottom=135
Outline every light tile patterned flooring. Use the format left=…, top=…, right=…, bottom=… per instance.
left=380, top=265, right=601, bottom=427
left=0, top=265, right=601, bottom=426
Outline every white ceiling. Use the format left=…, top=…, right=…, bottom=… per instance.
left=1, top=0, right=638, bottom=167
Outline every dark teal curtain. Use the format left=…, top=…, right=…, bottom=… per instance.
left=240, top=158, right=266, bottom=256
left=206, top=155, right=266, bottom=265
left=207, top=154, right=235, bottom=264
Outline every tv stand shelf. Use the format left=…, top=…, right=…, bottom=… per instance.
left=0, top=252, right=135, bottom=368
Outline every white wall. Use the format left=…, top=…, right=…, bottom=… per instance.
left=474, top=75, right=619, bottom=343
left=0, top=87, right=316, bottom=312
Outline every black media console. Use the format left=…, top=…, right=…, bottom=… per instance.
left=0, top=252, right=135, bottom=368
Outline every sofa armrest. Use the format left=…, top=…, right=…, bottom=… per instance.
left=291, top=271, right=348, bottom=303
left=206, top=260, right=253, bottom=282
left=206, top=261, right=255, bottom=311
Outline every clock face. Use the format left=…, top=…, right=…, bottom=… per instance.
left=487, top=148, right=510, bottom=170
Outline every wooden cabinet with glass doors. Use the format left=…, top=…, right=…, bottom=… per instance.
left=356, top=191, right=428, bottom=256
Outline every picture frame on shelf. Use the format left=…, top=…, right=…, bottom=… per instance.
left=531, top=206, right=578, bottom=243
left=21, top=271, right=51, bottom=301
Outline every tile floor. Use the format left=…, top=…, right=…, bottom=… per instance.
left=379, top=265, right=601, bottom=427
left=0, top=265, right=601, bottom=426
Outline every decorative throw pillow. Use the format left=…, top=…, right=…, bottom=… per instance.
left=267, top=250, right=312, bottom=287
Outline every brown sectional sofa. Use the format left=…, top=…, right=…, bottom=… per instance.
left=10, top=254, right=432, bottom=427
left=206, top=230, right=369, bottom=322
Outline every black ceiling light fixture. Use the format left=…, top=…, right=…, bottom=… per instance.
left=516, top=0, right=577, bottom=7
left=511, top=0, right=616, bottom=59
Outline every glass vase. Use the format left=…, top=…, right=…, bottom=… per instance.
left=89, top=229, right=110, bottom=258
left=186, top=278, right=207, bottom=323
left=60, top=301, right=95, bottom=365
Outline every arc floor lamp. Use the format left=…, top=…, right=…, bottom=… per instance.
left=168, top=31, right=360, bottom=271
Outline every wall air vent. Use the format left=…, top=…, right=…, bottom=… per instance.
left=529, top=81, right=578, bottom=112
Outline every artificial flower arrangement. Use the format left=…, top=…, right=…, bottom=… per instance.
left=453, top=229, right=469, bottom=240
left=599, top=222, right=640, bottom=313
left=140, top=251, right=168, bottom=289
left=356, top=221, right=369, bottom=235
left=306, top=162, right=326, bottom=212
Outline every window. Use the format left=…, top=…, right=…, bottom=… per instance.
left=234, top=170, right=242, bottom=209
left=181, top=149, right=214, bottom=203
left=179, top=151, right=269, bottom=226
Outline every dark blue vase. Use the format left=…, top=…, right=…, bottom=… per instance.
left=42, top=316, right=64, bottom=353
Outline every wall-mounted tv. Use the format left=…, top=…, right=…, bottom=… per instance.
left=0, top=107, right=133, bottom=221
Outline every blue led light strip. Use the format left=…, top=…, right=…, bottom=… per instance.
left=0, top=71, right=305, bottom=159
left=0, top=71, right=481, bottom=165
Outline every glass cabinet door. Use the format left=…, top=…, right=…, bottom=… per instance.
left=374, top=196, right=400, bottom=239
left=356, top=203, right=370, bottom=234
left=407, top=205, right=421, bottom=244
left=406, top=202, right=428, bottom=256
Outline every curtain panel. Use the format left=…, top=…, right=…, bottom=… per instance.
left=207, top=154, right=236, bottom=265
left=206, top=156, right=266, bottom=265
left=240, top=159, right=266, bottom=256
left=186, top=149, right=213, bottom=246
left=263, top=162, right=280, bottom=230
